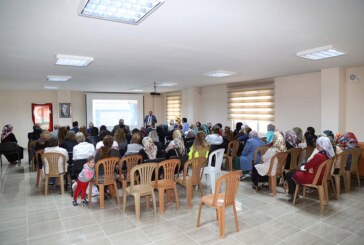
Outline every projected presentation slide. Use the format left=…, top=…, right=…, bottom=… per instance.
left=86, top=93, right=144, bottom=130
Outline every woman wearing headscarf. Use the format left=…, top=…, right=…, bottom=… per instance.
left=188, top=131, right=210, bottom=160
left=286, top=136, right=335, bottom=201
left=266, top=124, right=275, bottom=144
left=165, top=130, right=186, bottom=158
left=200, top=124, right=210, bottom=136
left=1, top=124, right=24, bottom=164
left=284, top=130, right=297, bottom=170
left=338, top=132, right=359, bottom=170
left=139, top=137, right=157, bottom=160
left=252, top=131, right=286, bottom=189
left=240, top=131, right=264, bottom=179
left=292, top=127, right=303, bottom=145
left=148, top=130, right=164, bottom=158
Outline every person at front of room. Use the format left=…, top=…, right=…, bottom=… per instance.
left=144, top=110, right=157, bottom=128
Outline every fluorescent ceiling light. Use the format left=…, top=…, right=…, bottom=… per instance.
left=43, top=85, right=59, bottom=90
left=56, top=54, right=94, bottom=67
left=203, top=70, right=236, bottom=78
left=78, top=0, right=165, bottom=25
left=297, top=45, right=346, bottom=60
left=47, top=75, right=72, bottom=82
left=155, top=81, right=178, bottom=87
left=129, top=89, right=145, bottom=92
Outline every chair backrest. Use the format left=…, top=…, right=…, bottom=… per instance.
left=253, top=145, right=269, bottom=165
left=130, top=162, right=158, bottom=193
left=207, top=148, right=225, bottom=170
left=299, top=146, right=315, bottom=163
left=0, top=142, right=18, bottom=153
left=335, top=150, right=350, bottom=174
left=286, top=148, right=302, bottom=170
left=35, top=149, right=44, bottom=168
left=157, top=159, right=180, bottom=187
left=260, top=137, right=267, bottom=144
left=95, top=157, right=119, bottom=185
left=227, top=140, right=240, bottom=158
left=213, top=170, right=241, bottom=207
left=41, top=152, right=66, bottom=177
left=267, top=152, right=288, bottom=177
left=181, top=157, right=205, bottom=185
left=28, top=140, right=38, bottom=156
left=312, top=157, right=334, bottom=186
left=118, top=154, right=143, bottom=182
left=349, top=148, right=363, bottom=171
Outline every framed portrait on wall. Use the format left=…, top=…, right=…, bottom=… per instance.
left=59, top=103, right=71, bottom=118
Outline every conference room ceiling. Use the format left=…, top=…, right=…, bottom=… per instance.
left=0, top=0, right=364, bottom=93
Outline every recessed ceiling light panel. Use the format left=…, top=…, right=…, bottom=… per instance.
left=155, top=81, right=178, bottom=87
left=47, top=75, right=72, bottom=82
left=78, top=0, right=165, bottom=25
left=203, top=70, right=236, bottom=78
left=297, top=45, right=346, bottom=60
left=56, top=54, right=94, bottom=67
left=129, top=89, right=145, bottom=92
left=43, top=85, right=59, bottom=90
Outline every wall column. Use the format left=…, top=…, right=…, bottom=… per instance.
left=321, top=68, right=346, bottom=134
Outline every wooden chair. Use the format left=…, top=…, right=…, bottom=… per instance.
left=332, top=150, right=350, bottom=200
left=28, top=140, right=38, bottom=171
left=298, top=146, right=315, bottom=164
left=197, top=170, right=242, bottom=239
left=176, top=157, right=205, bottom=208
left=204, top=148, right=225, bottom=193
left=88, top=157, right=120, bottom=208
left=41, top=152, right=66, bottom=195
left=293, top=157, right=335, bottom=213
left=35, top=149, right=44, bottom=188
left=253, top=145, right=269, bottom=165
left=123, top=163, right=158, bottom=222
left=260, top=137, right=267, bottom=144
left=346, top=148, right=363, bottom=191
left=326, top=155, right=337, bottom=200
left=153, top=159, right=180, bottom=214
left=117, top=154, right=143, bottom=201
left=285, top=148, right=302, bottom=171
left=224, top=140, right=240, bottom=171
left=266, top=152, right=288, bottom=196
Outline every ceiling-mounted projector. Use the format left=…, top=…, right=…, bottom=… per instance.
left=150, top=82, right=161, bottom=96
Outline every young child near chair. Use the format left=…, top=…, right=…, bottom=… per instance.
left=73, top=156, right=95, bottom=206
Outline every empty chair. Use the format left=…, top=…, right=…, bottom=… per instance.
left=153, top=159, right=180, bottom=214
left=41, top=152, right=66, bottom=195
left=204, top=148, right=225, bottom=193
left=224, top=140, right=240, bottom=171
left=123, top=163, right=158, bottom=222
left=176, top=157, right=205, bottom=208
left=346, top=147, right=363, bottom=191
left=293, top=157, right=335, bottom=213
left=117, top=154, right=143, bottom=200
left=197, top=170, right=242, bottom=239
left=88, top=157, right=120, bottom=208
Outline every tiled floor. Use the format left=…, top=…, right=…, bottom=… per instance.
left=1, top=157, right=364, bottom=245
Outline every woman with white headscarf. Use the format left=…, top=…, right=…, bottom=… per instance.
left=286, top=136, right=334, bottom=201
left=139, top=137, right=157, bottom=160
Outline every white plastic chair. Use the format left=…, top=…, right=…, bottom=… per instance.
left=204, top=148, right=225, bottom=193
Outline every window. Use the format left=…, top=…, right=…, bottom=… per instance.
left=228, top=82, right=274, bottom=134
left=166, top=91, right=181, bottom=123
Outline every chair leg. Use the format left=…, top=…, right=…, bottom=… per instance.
left=158, top=188, right=165, bottom=214
left=135, top=194, right=141, bottom=222
left=302, top=186, right=307, bottom=199
left=233, top=203, right=239, bottom=232
left=88, top=182, right=92, bottom=205
left=293, top=185, right=299, bottom=205
left=151, top=191, right=157, bottom=216
left=186, top=183, right=192, bottom=208
left=123, top=191, right=127, bottom=212
left=343, top=173, right=348, bottom=192
left=324, top=183, right=329, bottom=205
left=357, top=172, right=361, bottom=188
left=122, top=180, right=126, bottom=204
left=270, top=176, right=277, bottom=197
left=334, top=175, right=340, bottom=200
left=173, top=184, right=179, bottom=210
left=113, top=181, right=120, bottom=206
left=346, top=171, right=351, bottom=192
left=218, top=207, right=225, bottom=239
left=318, top=186, right=325, bottom=213
left=198, top=183, right=203, bottom=197
left=60, top=175, right=64, bottom=195
left=99, top=184, right=105, bottom=208
left=197, top=202, right=203, bottom=227
left=44, top=176, right=49, bottom=196
left=210, top=172, right=216, bottom=193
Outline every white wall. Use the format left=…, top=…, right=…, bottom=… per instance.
left=273, top=72, right=322, bottom=133
left=200, top=85, right=229, bottom=127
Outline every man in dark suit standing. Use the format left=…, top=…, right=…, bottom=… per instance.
left=111, top=119, right=130, bottom=136
left=144, top=111, right=157, bottom=128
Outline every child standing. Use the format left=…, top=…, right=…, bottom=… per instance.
left=73, top=156, right=95, bottom=206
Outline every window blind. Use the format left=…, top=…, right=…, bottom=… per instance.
left=228, top=82, right=274, bottom=121
left=166, top=91, right=181, bottom=123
